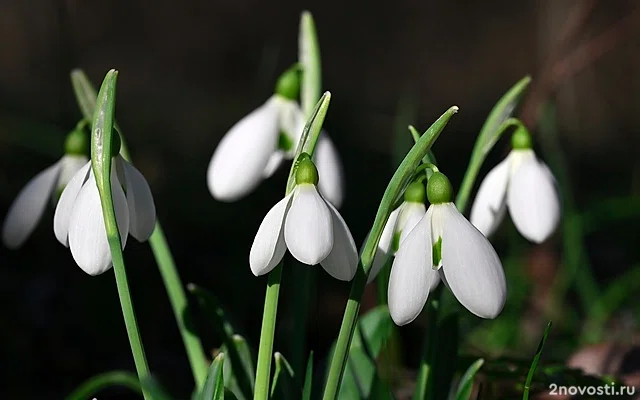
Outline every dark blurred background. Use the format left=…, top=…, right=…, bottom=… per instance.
left=1, top=0, right=639, bottom=398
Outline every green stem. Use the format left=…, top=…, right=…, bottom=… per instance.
left=322, top=266, right=367, bottom=400
left=254, top=263, right=283, bottom=400
left=110, top=244, right=151, bottom=400
left=70, top=69, right=208, bottom=389
left=413, top=287, right=442, bottom=400
left=149, top=224, right=209, bottom=388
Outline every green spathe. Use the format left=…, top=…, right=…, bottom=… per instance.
left=427, top=172, right=453, bottom=204
left=404, top=181, right=426, bottom=203
left=295, top=155, right=319, bottom=185
left=511, top=125, right=532, bottom=149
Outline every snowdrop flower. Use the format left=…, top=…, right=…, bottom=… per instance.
left=207, top=68, right=344, bottom=207
left=249, top=155, right=357, bottom=281
left=367, top=181, right=432, bottom=284
left=53, top=136, right=156, bottom=276
left=2, top=128, right=89, bottom=249
left=388, top=172, right=506, bottom=325
left=470, top=127, right=560, bottom=243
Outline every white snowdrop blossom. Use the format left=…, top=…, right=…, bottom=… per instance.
left=53, top=155, right=156, bottom=276
left=470, top=128, right=560, bottom=243
left=207, top=93, right=344, bottom=207
left=2, top=154, right=88, bottom=249
left=388, top=172, right=506, bottom=325
left=367, top=182, right=437, bottom=289
left=249, top=156, right=357, bottom=281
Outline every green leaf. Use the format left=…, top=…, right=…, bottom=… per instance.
left=189, top=284, right=252, bottom=399
left=64, top=371, right=142, bottom=400
left=286, top=92, right=331, bottom=194
left=298, top=11, right=321, bottom=118
left=336, top=306, right=395, bottom=398
left=71, top=69, right=99, bottom=123
left=523, top=322, right=552, bottom=400
left=201, top=353, right=226, bottom=400
left=270, top=352, right=299, bottom=400
left=455, top=359, right=485, bottom=400
left=361, top=106, right=459, bottom=271
left=221, top=335, right=256, bottom=400
left=455, top=76, right=531, bottom=213
left=139, top=376, right=173, bottom=400
left=302, top=352, right=314, bottom=400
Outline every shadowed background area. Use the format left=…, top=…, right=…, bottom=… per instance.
left=1, top=0, right=639, bottom=398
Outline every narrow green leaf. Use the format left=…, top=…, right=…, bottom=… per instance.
left=455, top=358, right=485, bottom=400
left=139, top=376, right=173, bottom=400
left=71, top=69, right=99, bottom=123
left=455, top=76, right=531, bottom=213
left=65, top=371, right=142, bottom=400
left=270, top=352, right=299, bottom=399
left=523, top=322, right=552, bottom=400
left=222, top=334, right=256, bottom=400
left=189, top=284, right=252, bottom=399
left=299, top=11, right=321, bottom=118
left=286, top=92, right=332, bottom=193
left=200, top=353, right=225, bottom=400
left=302, top=352, right=314, bottom=400
left=361, top=106, right=459, bottom=271
left=408, top=125, right=438, bottom=166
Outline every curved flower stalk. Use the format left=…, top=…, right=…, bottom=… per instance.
left=470, top=125, right=560, bottom=243
left=388, top=172, right=507, bottom=325
left=2, top=127, right=89, bottom=249
left=207, top=68, right=344, bottom=207
left=249, top=155, right=357, bottom=281
left=53, top=135, right=156, bottom=276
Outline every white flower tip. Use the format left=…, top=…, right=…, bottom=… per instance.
left=389, top=303, right=421, bottom=326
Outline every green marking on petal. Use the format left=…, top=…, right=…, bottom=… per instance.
left=278, top=132, right=294, bottom=152
left=432, top=236, right=442, bottom=269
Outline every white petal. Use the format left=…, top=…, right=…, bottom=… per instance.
left=263, top=151, right=285, bottom=178
left=320, top=199, right=358, bottom=281
left=207, top=98, right=281, bottom=202
left=117, top=157, right=156, bottom=241
left=57, top=155, right=89, bottom=191
left=53, top=161, right=92, bottom=246
left=367, top=208, right=401, bottom=283
left=284, top=184, right=333, bottom=265
left=2, top=161, right=62, bottom=249
left=507, top=151, right=560, bottom=243
left=68, top=172, right=130, bottom=275
left=277, top=97, right=305, bottom=158
left=397, top=202, right=427, bottom=244
left=314, top=133, right=344, bottom=208
left=388, top=213, right=434, bottom=326
left=439, top=203, right=506, bottom=319
left=469, top=157, right=510, bottom=237
left=249, top=193, right=293, bottom=276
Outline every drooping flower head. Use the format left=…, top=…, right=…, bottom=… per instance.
left=2, top=126, right=90, bottom=249
left=367, top=181, right=429, bottom=283
left=54, top=132, right=156, bottom=275
left=206, top=67, right=344, bottom=207
left=389, top=172, right=507, bottom=325
left=470, top=126, right=560, bottom=243
left=249, top=155, right=357, bottom=281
